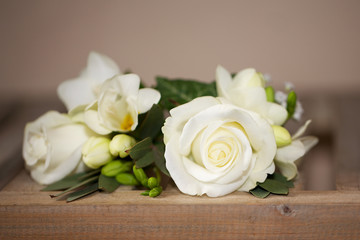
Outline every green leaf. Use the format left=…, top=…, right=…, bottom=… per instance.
left=130, top=104, right=164, bottom=140
left=286, top=91, right=297, bottom=119
left=258, top=179, right=289, bottom=195
left=156, top=76, right=217, bottom=110
left=134, top=151, right=155, bottom=168
left=269, top=172, right=294, bottom=188
left=129, top=137, right=152, bottom=160
left=250, top=186, right=270, bottom=198
left=98, top=174, right=121, bottom=193
left=66, top=183, right=99, bottom=202
left=50, top=175, right=99, bottom=198
left=153, top=142, right=170, bottom=176
left=41, top=172, right=89, bottom=191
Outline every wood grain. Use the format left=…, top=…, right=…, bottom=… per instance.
left=1, top=171, right=360, bottom=240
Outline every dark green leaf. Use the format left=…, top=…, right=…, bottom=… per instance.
left=41, top=172, right=88, bottom=191
left=269, top=173, right=294, bottom=188
left=258, top=179, right=289, bottom=195
left=50, top=175, right=99, bottom=198
left=129, top=137, right=152, bottom=160
left=156, top=76, right=217, bottom=110
left=130, top=104, right=164, bottom=140
left=153, top=142, right=170, bottom=176
left=98, top=174, right=121, bottom=193
left=66, top=183, right=99, bottom=202
left=134, top=151, right=155, bottom=168
left=250, top=186, right=270, bottom=198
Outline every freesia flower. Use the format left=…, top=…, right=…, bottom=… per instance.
left=83, top=74, right=161, bottom=134
left=162, top=96, right=277, bottom=197
left=275, top=120, right=318, bottom=180
left=23, top=111, right=98, bottom=185
left=57, top=51, right=121, bottom=111
left=216, top=65, right=288, bottom=125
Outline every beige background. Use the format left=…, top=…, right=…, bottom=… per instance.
left=1, top=0, right=360, bottom=102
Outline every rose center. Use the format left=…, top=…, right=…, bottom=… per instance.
left=208, top=140, right=233, bottom=167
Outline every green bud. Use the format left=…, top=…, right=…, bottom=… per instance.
left=115, top=173, right=139, bottom=186
left=101, top=160, right=133, bottom=177
left=109, top=134, right=136, bottom=158
left=141, top=190, right=150, bottom=196
left=265, top=86, right=275, bottom=102
left=272, top=125, right=292, bottom=147
left=286, top=91, right=297, bottom=119
left=133, top=165, right=148, bottom=187
left=82, top=136, right=112, bottom=169
left=148, top=177, right=159, bottom=189
left=149, top=186, right=163, bottom=197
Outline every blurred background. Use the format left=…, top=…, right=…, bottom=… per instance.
left=0, top=0, right=359, bottom=190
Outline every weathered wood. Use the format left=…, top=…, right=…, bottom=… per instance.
left=1, top=171, right=360, bottom=239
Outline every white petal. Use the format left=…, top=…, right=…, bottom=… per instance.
left=57, top=78, right=96, bottom=111
left=84, top=108, right=111, bottom=135
left=275, top=140, right=306, bottom=163
left=298, top=136, right=319, bottom=153
left=137, top=88, right=161, bottom=113
left=232, top=68, right=257, bottom=88
left=274, top=160, right=297, bottom=180
left=81, top=51, right=121, bottom=85
left=30, top=146, right=83, bottom=185
left=292, top=120, right=312, bottom=139
left=215, top=65, right=232, bottom=99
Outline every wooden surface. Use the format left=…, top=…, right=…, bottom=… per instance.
left=1, top=96, right=360, bottom=239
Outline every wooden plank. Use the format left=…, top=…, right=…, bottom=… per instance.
left=1, top=171, right=360, bottom=239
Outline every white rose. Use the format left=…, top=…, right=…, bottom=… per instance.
left=57, top=51, right=121, bottom=112
left=23, top=111, right=97, bottom=185
left=162, top=96, right=277, bottom=197
left=216, top=65, right=288, bottom=125
left=83, top=73, right=161, bottom=134
left=275, top=120, right=318, bottom=180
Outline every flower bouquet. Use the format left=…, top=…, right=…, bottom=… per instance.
left=23, top=52, right=318, bottom=202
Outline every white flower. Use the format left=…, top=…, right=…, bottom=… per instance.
left=162, top=96, right=277, bottom=197
left=23, top=111, right=97, bottom=185
left=83, top=74, right=161, bottom=134
left=82, top=136, right=112, bottom=169
left=275, top=120, right=318, bottom=180
left=57, top=51, right=121, bottom=111
left=216, top=65, right=288, bottom=125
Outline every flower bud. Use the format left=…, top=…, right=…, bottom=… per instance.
left=272, top=125, right=292, bottom=147
left=147, top=177, right=159, bottom=189
left=149, top=186, right=163, bottom=197
left=101, top=160, right=133, bottom=177
left=265, top=86, right=275, bottom=102
left=133, top=165, right=148, bottom=187
left=82, top=136, right=112, bottom=169
left=109, top=134, right=136, bottom=158
left=115, top=173, right=139, bottom=186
